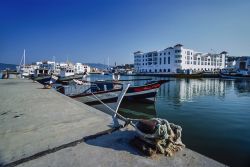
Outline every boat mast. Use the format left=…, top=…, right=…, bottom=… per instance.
left=108, top=56, right=109, bottom=69
left=23, top=49, right=26, bottom=67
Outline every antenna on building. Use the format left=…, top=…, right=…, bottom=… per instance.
left=52, top=56, right=56, bottom=62
left=210, top=49, right=216, bottom=54
left=66, top=56, right=69, bottom=64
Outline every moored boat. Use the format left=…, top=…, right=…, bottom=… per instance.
left=174, top=73, right=203, bottom=78
left=57, top=80, right=123, bottom=105
left=219, top=72, right=250, bottom=79
left=56, top=79, right=169, bottom=105
left=124, top=80, right=168, bottom=102
left=33, top=75, right=52, bottom=84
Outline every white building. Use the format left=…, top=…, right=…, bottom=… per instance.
left=134, top=44, right=228, bottom=73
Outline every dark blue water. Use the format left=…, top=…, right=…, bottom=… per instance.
left=155, top=78, right=250, bottom=167
left=88, top=74, right=250, bottom=166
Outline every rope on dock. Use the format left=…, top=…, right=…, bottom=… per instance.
left=131, top=118, right=185, bottom=156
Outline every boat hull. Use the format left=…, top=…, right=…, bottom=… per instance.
left=71, top=89, right=121, bottom=105
left=33, top=76, right=52, bottom=84
left=220, top=73, right=250, bottom=79
left=69, top=80, right=168, bottom=105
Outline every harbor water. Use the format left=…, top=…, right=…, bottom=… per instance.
left=88, top=74, right=250, bottom=167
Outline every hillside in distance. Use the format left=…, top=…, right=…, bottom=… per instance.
left=85, top=63, right=112, bottom=70
left=0, top=63, right=17, bottom=71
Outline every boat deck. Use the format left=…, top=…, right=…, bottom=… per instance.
left=0, top=79, right=226, bottom=167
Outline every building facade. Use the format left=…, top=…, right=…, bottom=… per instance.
left=134, top=44, right=228, bottom=73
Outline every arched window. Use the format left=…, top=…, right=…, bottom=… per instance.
left=164, top=69, right=166, bottom=72
left=160, top=69, right=162, bottom=72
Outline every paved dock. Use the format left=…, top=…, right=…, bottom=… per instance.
left=0, top=79, right=226, bottom=167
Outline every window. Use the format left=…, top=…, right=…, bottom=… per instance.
left=164, top=69, right=166, bottom=72
left=164, top=53, right=166, bottom=55
left=168, top=57, right=170, bottom=64
left=155, top=69, right=157, bottom=73
left=168, top=52, right=170, bottom=55
left=160, top=69, right=162, bottom=72
left=160, top=58, right=162, bottom=65
left=164, top=57, right=166, bottom=64
left=187, top=51, right=190, bottom=55
left=175, top=55, right=182, bottom=58
left=168, top=69, right=171, bottom=72
left=160, top=53, right=162, bottom=56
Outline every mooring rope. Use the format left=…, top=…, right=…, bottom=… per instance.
left=90, top=92, right=128, bottom=122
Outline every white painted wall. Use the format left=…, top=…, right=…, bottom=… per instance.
left=134, top=45, right=227, bottom=73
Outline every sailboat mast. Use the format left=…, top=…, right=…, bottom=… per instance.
left=108, top=56, right=109, bottom=69
left=23, top=49, right=26, bottom=67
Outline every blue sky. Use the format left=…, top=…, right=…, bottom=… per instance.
left=0, top=0, right=250, bottom=65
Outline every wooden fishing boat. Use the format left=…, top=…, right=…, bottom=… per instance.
left=56, top=79, right=169, bottom=105
left=174, top=73, right=203, bottom=78
left=57, top=81, right=123, bottom=105
left=33, top=75, right=52, bottom=84
left=123, top=80, right=168, bottom=102
left=219, top=73, right=250, bottom=79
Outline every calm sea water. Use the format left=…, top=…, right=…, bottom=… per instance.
left=89, top=74, right=250, bottom=167
left=155, top=78, right=250, bottom=167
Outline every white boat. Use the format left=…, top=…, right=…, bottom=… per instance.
left=17, top=49, right=36, bottom=78
left=59, top=66, right=75, bottom=77
left=220, top=56, right=250, bottom=79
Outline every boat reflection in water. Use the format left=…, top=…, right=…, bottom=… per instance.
left=119, top=101, right=156, bottom=119
left=233, top=79, right=250, bottom=95
left=90, top=100, right=156, bottom=119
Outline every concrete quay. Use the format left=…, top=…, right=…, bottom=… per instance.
left=0, top=79, right=226, bottom=167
